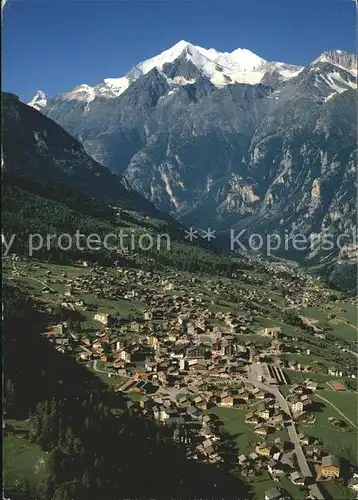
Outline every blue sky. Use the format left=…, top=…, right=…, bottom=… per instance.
left=2, top=0, right=356, bottom=102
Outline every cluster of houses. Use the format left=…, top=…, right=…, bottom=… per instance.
left=126, top=382, right=345, bottom=498
left=28, top=260, right=357, bottom=497
left=35, top=262, right=357, bottom=381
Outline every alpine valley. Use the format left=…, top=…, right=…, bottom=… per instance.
left=3, top=30, right=358, bottom=500
left=30, top=41, right=357, bottom=291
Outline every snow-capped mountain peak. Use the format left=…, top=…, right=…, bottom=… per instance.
left=28, top=41, right=306, bottom=105
left=28, top=90, right=47, bottom=110
left=127, top=41, right=298, bottom=88
left=202, top=47, right=267, bottom=72
left=129, top=40, right=200, bottom=78
left=312, top=50, right=358, bottom=76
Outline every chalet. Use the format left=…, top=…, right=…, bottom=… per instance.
left=249, top=452, right=259, bottom=462
left=270, top=340, right=284, bottom=354
left=152, top=406, right=160, bottom=420
left=305, top=380, right=318, bottom=392
left=159, top=407, right=170, bottom=422
left=168, top=414, right=185, bottom=426
left=55, top=337, right=69, bottom=346
left=200, top=424, right=212, bottom=439
left=41, top=323, right=65, bottom=339
left=119, top=350, right=132, bottom=363
left=202, top=414, right=211, bottom=424
left=297, top=433, right=311, bottom=445
left=238, top=388, right=251, bottom=401
left=241, top=467, right=255, bottom=478
left=245, top=412, right=260, bottom=425
left=254, top=423, right=268, bottom=436
left=92, top=337, right=102, bottom=349
left=252, top=387, right=266, bottom=399
left=187, top=406, right=202, bottom=420
left=261, top=327, right=282, bottom=339
left=256, top=403, right=271, bottom=420
left=300, top=394, right=311, bottom=407
left=268, top=459, right=285, bottom=477
left=78, top=347, right=92, bottom=361
left=272, top=451, right=281, bottom=461
left=193, top=396, right=207, bottom=409
left=256, top=443, right=272, bottom=457
left=288, top=360, right=298, bottom=370
left=289, top=471, right=305, bottom=485
left=349, top=473, right=358, bottom=492
left=202, top=438, right=213, bottom=450
left=321, top=455, right=340, bottom=478
left=269, top=413, right=284, bottom=427
left=290, top=384, right=304, bottom=395
left=147, top=335, right=160, bottom=348
left=94, top=313, right=111, bottom=326
left=264, top=487, right=282, bottom=500
left=139, top=396, right=150, bottom=409
left=238, top=454, right=248, bottom=465
left=305, top=445, right=323, bottom=462
left=145, top=360, right=157, bottom=372
left=143, top=310, right=153, bottom=320
left=220, top=392, right=234, bottom=406
left=249, top=347, right=260, bottom=362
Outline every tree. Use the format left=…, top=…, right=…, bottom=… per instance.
left=81, top=468, right=91, bottom=489
left=4, top=378, right=15, bottom=412
left=29, top=413, right=42, bottom=442
left=59, top=426, right=76, bottom=455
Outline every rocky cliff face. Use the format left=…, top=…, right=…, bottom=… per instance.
left=33, top=43, right=357, bottom=277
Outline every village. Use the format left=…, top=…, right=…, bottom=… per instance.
left=5, top=256, right=358, bottom=499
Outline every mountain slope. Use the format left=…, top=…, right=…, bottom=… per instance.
left=26, top=46, right=357, bottom=288
left=1, top=92, right=172, bottom=222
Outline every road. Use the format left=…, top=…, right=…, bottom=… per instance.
left=11, top=257, right=57, bottom=293
left=93, top=359, right=110, bottom=374
left=335, top=318, right=358, bottom=333
left=244, top=374, right=325, bottom=499
left=345, top=348, right=358, bottom=359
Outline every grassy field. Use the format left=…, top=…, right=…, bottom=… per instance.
left=322, top=480, right=357, bottom=500
left=316, top=390, right=358, bottom=427
left=86, top=360, right=128, bottom=387
left=209, top=406, right=261, bottom=453
left=327, top=320, right=357, bottom=342
left=337, top=303, right=358, bottom=326
left=208, top=407, right=305, bottom=498
left=4, top=261, right=146, bottom=336
left=249, top=471, right=307, bottom=500
left=4, top=420, right=48, bottom=497
left=283, top=370, right=352, bottom=386
left=208, top=406, right=289, bottom=454
left=254, top=315, right=301, bottom=337
left=280, top=353, right=332, bottom=371
left=298, top=396, right=357, bottom=464
left=301, top=305, right=357, bottom=342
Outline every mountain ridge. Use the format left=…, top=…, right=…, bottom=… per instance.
left=28, top=43, right=355, bottom=108
left=21, top=43, right=357, bottom=291
left=28, top=40, right=307, bottom=106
